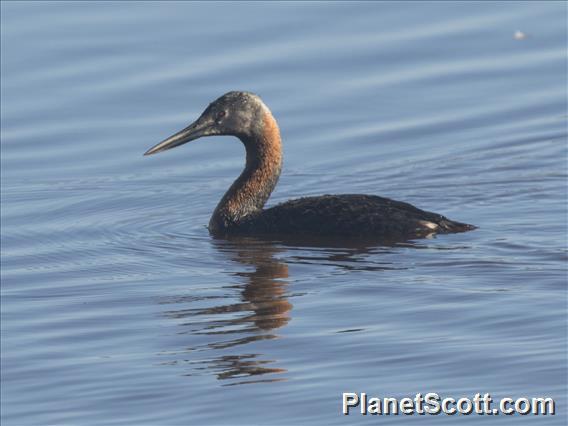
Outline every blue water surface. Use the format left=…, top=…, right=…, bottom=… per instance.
left=1, top=1, right=567, bottom=425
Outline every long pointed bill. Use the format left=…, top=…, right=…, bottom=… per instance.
left=144, top=120, right=210, bottom=156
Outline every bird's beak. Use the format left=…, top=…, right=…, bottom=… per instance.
left=144, top=118, right=210, bottom=156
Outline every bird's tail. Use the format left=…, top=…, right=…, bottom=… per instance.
left=438, top=218, right=477, bottom=233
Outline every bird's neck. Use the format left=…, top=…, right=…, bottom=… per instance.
left=209, top=109, right=282, bottom=233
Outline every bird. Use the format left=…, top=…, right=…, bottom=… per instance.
left=144, top=91, right=475, bottom=240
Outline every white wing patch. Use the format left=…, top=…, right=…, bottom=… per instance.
left=418, top=220, right=439, bottom=230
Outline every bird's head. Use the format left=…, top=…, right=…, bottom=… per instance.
left=144, top=91, right=269, bottom=156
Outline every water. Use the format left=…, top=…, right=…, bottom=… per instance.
left=1, top=1, right=566, bottom=425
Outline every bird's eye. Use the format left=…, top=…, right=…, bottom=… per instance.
left=216, top=111, right=226, bottom=121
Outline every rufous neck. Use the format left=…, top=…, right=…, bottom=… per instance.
left=209, top=108, right=282, bottom=233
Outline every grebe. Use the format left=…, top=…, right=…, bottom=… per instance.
left=144, top=91, right=475, bottom=239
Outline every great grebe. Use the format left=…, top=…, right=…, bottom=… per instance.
left=144, top=91, right=475, bottom=239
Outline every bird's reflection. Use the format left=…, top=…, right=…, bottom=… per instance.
left=234, top=241, right=292, bottom=331
left=158, top=233, right=428, bottom=385
left=160, top=236, right=291, bottom=384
